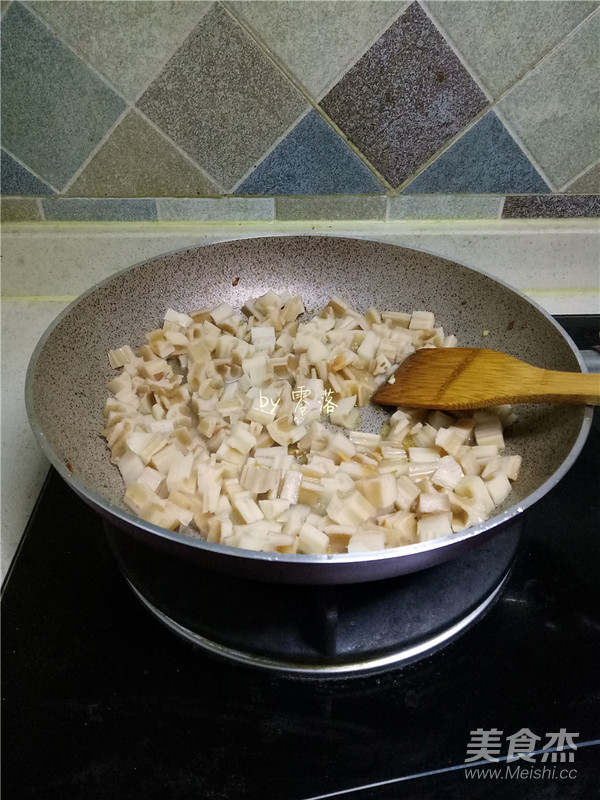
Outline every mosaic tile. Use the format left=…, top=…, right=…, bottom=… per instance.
left=275, top=196, right=386, bottom=221
left=388, top=195, right=502, bottom=219
left=402, top=112, right=549, bottom=194
left=157, top=198, right=274, bottom=221
left=502, top=195, right=600, bottom=219
left=68, top=112, right=219, bottom=197
left=1, top=150, right=54, bottom=196
left=226, top=1, right=408, bottom=98
left=42, top=198, right=157, bottom=222
left=1, top=199, right=41, bottom=222
left=28, top=1, right=214, bottom=102
left=565, top=163, right=600, bottom=194
left=238, top=111, right=385, bottom=195
left=1, top=2, right=126, bottom=190
left=320, top=2, right=488, bottom=189
left=138, top=5, right=308, bottom=191
left=426, top=1, right=598, bottom=100
left=498, top=12, right=600, bottom=190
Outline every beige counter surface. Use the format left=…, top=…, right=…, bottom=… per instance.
left=2, top=219, right=598, bottom=579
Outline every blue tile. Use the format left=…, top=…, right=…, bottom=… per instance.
left=238, top=111, right=385, bottom=194
left=1, top=2, right=126, bottom=189
left=41, top=198, right=157, bottom=221
left=403, top=112, right=550, bottom=194
left=1, top=149, right=54, bottom=195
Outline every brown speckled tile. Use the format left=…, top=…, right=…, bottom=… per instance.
left=68, top=112, right=219, bottom=197
left=320, top=2, right=488, bottom=189
left=565, top=163, right=600, bottom=195
left=1, top=198, right=41, bottom=222
left=137, top=4, right=308, bottom=191
left=275, top=195, right=386, bottom=220
left=502, top=195, right=600, bottom=219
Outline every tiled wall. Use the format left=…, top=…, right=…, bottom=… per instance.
left=1, top=0, right=599, bottom=222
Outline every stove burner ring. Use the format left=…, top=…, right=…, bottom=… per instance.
left=126, top=572, right=510, bottom=676
left=107, top=522, right=521, bottom=677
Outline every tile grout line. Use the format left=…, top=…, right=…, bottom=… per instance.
left=0, top=144, right=60, bottom=194
left=2, top=295, right=78, bottom=301
left=556, top=157, right=600, bottom=193
left=419, top=0, right=493, bottom=103
left=126, top=2, right=217, bottom=109
left=23, top=2, right=132, bottom=105
left=311, top=105, right=394, bottom=192
left=220, top=2, right=328, bottom=190
left=21, top=0, right=138, bottom=192
left=36, top=198, right=45, bottom=221
left=494, top=4, right=600, bottom=110
left=391, top=103, right=494, bottom=196
left=22, top=0, right=225, bottom=196
left=424, top=0, right=600, bottom=113
left=485, top=0, right=600, bottom=181
left=221, top=1, right=391, bottom=192
left=229, top=108, right=313, bottom=193
left=122, top=2, right=230, bottom=196
left=493, top=106, right=557, bottom=191
left=312, top=1, right=413, bottom=103
left=9, top=0, right=597, bottom=204
left=133, top=108, right=226, bottom=196
left=60, top=106, right=132, bottom=194
left=414, top=1, right=600, bottom=195
left=498, top=196, right=506, bottom=219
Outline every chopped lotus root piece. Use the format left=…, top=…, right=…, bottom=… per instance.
left=103, top=292, right=521, bottom=554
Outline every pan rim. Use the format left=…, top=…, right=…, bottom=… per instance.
left=24, top=233, right=593, bottom=568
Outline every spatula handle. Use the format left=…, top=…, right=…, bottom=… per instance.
left=537, top=369, right=600, bottom=405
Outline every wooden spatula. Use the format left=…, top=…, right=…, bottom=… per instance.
left=372, top=348, right=600, bottom=410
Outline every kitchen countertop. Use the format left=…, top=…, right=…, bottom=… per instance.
left=2, top=218, right=599, bottom=579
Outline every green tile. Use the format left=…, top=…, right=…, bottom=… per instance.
left=227, top=1, right=409, bottom=98
left=388, top=195, right=503, bottom=219
left=275, top=195, right=386, bottom=220
left=42, top=198, right=156, bottom=221
left=1, top=2, right=126, bottom=190
left=565, top=162, right=600, bottom=194
left=498, top=12, right=600, bottom=189
left=68, top=112, right=219, bottom=197
left=426, top=1, right=598, bottom=99
left=1, top=199, right=41, bottom=222
left=28, top=1, right=214, bottom=101
left=157, top=198, right=274, bottom=221
left=138, top=5, right=308, bottom=191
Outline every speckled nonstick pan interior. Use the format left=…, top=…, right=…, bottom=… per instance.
left=26, top=236, right=592, bottom=584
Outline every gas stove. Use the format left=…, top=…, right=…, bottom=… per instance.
left=2, top=316, right=599, bottom=799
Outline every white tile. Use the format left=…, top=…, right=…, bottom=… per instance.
left=28, top=0, right=215, bottom=101
left=1, top=232, right=227, bottom=296
left=1, top=300, right=70, bottom=579
left=157, top=198, right=274, bottom=221
left=227, top=1, right=409, bottom=98
left=498, top=11, right=600, bottom=188
left=389, top=195, right=503, bottom=219
left=379, top=229, right=600, bottom=295
left=426, top=0, right=598, bottom=99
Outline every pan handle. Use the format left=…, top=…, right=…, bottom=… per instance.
left=581, top=350, right=600, bottom=374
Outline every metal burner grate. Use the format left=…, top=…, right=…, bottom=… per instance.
left=106, top=523, right=521, bottom=675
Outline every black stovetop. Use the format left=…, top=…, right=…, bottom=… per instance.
left=2, top=316, right=599, bottom=800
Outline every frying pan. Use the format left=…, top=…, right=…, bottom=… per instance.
left=26, top=236, right=592, bottom=584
